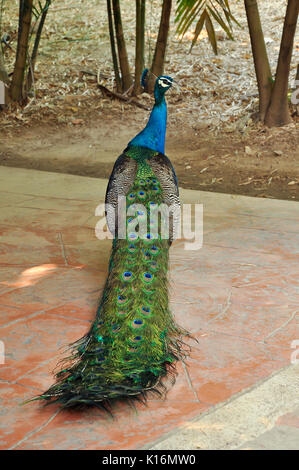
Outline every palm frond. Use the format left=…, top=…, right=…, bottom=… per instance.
left=175, top=0, right=240, bottom=54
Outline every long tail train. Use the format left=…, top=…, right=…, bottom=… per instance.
left=27, top=72, right=192, bottom=411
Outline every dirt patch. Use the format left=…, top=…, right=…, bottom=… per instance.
left=0, top=0, right=298, bottom=200
left=0, top=116, right=298, bottom=201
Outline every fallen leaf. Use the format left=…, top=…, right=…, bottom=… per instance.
left=239, top=177, right=253, bottom=186
left=72, top=118, right=84, bottom=125
left=245, top=146, right=254, bottom=155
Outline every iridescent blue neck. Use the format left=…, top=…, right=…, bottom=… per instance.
left=128, top=92, right=167, bottom=154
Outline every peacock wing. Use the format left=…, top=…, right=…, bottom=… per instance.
left=148, top=153, right=180, bottom=242
left=105, top=153, right=137, bottom=236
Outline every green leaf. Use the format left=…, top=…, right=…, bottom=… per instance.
left=175, top=0, right=241, bottom=52
left=223, top=5, right=242, bottom=28
left=175, top=0, right=196, bottom=23
left=189, top=9, right=206, bottom=52
left=205, top=13, right=218, bottom=54
left=32, top=5, right=39, bottom=19
left=176, top=0, right=204, bottom=37
left=207, top=5, right=234, bottom=40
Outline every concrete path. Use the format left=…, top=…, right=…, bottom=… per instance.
left=0, top=166, right=298, bottom=450
left=147, top=364, right=299, bottom=450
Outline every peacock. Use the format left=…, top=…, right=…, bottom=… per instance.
left=28, top=70, right=190, bottom=411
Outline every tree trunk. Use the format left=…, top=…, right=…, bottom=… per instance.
left=140, top=0, right=145, bottom=68
left=133, top=0, right=146, bottom=95
left=0, top=42, right=9, bottom=106
left=112, top=0, right=133, bottom=93
left=10, top=0, right=33, bottom=102
left=0, top=54, right=9, bottom=84
left=26, top=0, right=51, bottom=93
left=107, top=0, right=122, bottom=93
left=146, top=0, right=172, bottom=93
left=0, top=3, right=9, bottom=86
left=265, top=0, right=299, bottom=127
left=294, top=63, right=299, bottom=115
left=244, top=0, right=273, bottom=121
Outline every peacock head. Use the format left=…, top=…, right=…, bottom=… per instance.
left=141, top=69, right=174, bottom=104
left=154, top=75, right=173, bottom=102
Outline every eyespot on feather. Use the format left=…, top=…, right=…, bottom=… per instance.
left=127, top=243, right=137, bottom=253
left=117, top=294, right=128, bottom=305
left=142, top=272, right=153, bottom=283
left=140, top=306, right=152, bottom=317
left=131, top=319, right=144, bottom=329
left=121, top=271, right=134, bottom=282
left=128, top=232, right=138, bottom=242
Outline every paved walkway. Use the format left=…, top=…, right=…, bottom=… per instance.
left=148, top=364, right=299, bottom=450
left=0, top=166, right=298, bottom=450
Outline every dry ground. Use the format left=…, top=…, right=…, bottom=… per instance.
left=0, top=0, right=298, bottom=200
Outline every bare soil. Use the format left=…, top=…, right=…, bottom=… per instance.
left=0, top=0, right=298, bottom=201
left=0, top=108, right=298, bottom=201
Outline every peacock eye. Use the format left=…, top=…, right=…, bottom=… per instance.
left=128, top=232, right=138, bottom=241
left=158, top=77, right=172, bottom=88
left=131, top=319, right=144, bottom=329
left=122, top=271, right=134, bottom=282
